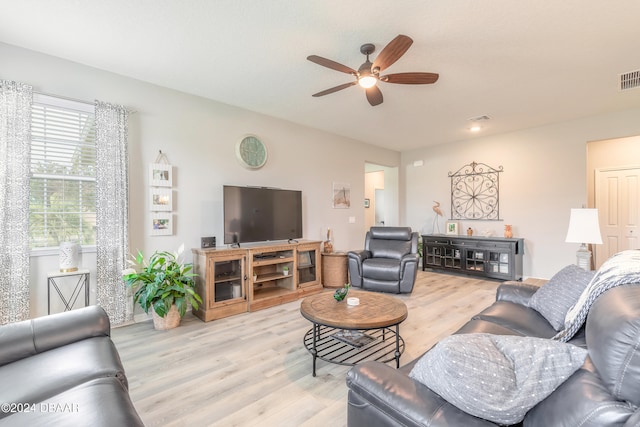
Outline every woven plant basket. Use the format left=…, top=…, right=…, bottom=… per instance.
left=323, top=254, right=348, bottom=288
left=152, top=304, right=181, bottom=330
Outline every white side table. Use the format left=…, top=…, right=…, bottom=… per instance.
left=47, top=269, right=90, bottom=314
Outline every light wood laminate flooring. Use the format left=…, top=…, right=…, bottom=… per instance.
left=111, top=271, right=531, bottom=426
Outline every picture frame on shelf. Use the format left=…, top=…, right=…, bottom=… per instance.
left=445, top=221, right=459, bottom=235
left=150, top=188, right=172, bottom=211
left=149, top=163, right=172, bottom=187
left=151, top=213, right=172, bottom=236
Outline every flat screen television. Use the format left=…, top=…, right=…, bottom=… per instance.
left=223, top=185, right=303, bottom=244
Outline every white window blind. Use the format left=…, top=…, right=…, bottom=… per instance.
left=29, top=94, right=96, bottom=249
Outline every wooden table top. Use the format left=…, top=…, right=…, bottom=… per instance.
left=300, top=290, right=408, bottom=329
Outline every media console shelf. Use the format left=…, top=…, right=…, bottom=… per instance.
left=249, top=244, right=297, bottom=311
left=192, top=240, right=322, bottom=321
left=421, top=234, right=524, bottom=281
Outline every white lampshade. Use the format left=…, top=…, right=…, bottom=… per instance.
left=565, top=208, right=602, bottom=271
left=565, top=209, right=603, bottom=244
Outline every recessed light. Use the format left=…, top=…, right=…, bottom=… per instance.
left=468, top=115, right=491, bottom=122
left=468, top=115, right=490, bottom=132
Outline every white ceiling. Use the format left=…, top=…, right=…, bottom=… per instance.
left=1, top=1, right=639, bottom=151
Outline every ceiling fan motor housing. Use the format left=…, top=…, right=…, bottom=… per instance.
left=358, top=43, right=377, bottom=79
left=358, top=61, right=374, bottom=77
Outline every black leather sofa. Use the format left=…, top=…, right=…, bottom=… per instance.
left=348, top=227, right=419, bottom=294
left=0, top=306, right=144, bottom=426
left=346, top=282, right=640, bottom=426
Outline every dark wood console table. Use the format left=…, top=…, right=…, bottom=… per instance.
left=421, top=234, right=524, bottom=281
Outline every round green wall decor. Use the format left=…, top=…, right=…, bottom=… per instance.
left=236, top=135, right=268, bottom=169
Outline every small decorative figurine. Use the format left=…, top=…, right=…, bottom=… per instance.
left=432, top=201, right=444, bottom=233
left=334, top=283, right=350, bottom=302
left=324, top=227, right=334, bottom=254
left=504, top=224, right=513, bottom=238
left=467, top=227, right=473, bottom=236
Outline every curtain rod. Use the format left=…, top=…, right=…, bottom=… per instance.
left=34, top=90, right=137, bottom=113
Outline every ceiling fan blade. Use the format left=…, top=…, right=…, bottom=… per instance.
left=365, top=85, right=383, bottom=106
left=307, top=55, right=357, bottom=75
left=312, top=81, right=357, bottom=97
left=381, top=72, right=440, bottom=84
left=372, top=35, right=413, bottom=72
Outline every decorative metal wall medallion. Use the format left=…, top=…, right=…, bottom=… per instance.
left=448, top=161, right=503, bottom=220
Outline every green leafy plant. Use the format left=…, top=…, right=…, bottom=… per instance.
left=123, top=244, right=202, bottom=318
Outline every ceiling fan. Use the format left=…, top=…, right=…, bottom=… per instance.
left=307, top=34, right=439, bottom=107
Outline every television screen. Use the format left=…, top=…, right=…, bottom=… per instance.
left=223, top=186, right=303, bottom=244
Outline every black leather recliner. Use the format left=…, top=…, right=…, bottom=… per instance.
left=348, top=226, right=419, bottom=294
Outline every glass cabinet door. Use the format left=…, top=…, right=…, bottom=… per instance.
left=443, top=247, right=462, bottom=269
left=464, top=249, right=485, bottom=272
left=297, top=248, right=316, bottom=285
left=209, top=256, right=244, bottom=305
left=487, top=251, right=511, bottom=276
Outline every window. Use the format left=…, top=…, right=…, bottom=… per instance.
left=29, top=94, right=96, bottom=249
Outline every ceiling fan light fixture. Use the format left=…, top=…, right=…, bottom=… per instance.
left=358, top=75, right=377, bottom=88
left=357, top=61, right=377, bottom=88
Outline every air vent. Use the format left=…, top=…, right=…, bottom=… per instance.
left=620, top=70, right=640, bottom=91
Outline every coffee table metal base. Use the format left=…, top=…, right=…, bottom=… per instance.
left=303, top=324, right=405, bottom=376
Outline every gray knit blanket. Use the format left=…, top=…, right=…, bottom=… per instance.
left=553, top=250, right=640, bottom=342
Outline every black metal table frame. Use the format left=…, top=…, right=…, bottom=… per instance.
left=47, top=271, right=90, bottom=315
left=303, top=322, right=405, bottom=377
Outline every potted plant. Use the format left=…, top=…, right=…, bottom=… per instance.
left=123, top=244, right=202, bottom=330
left=282, top=266, right=290, bottom=276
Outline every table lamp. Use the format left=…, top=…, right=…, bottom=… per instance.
left=565, top=208, right=603, bottom=271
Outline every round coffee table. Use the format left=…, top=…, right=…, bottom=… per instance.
left=300, top=290, right=408, bottom=376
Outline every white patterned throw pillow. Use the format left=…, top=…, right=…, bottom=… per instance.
left=409, top=333, right=587, bottom=425
left=528, top=264, right=595, bottom=331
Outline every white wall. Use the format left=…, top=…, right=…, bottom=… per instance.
left=4, top=41, right=640, bottom=315
left=1, top=42, right=399, bottom=318
left=402, top=110, right=640, bottom=279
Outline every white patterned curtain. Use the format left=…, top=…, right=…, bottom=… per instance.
left=95, top=100, right=131, bottom=326
left=0, top=80, right=32, bottom=325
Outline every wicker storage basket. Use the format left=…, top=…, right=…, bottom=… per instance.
left=152, top=304, right=181, bottom=330
left=322, top=253, right=348, bottom=288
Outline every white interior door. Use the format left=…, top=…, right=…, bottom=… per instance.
left=594, top=167, right=640, bottom=268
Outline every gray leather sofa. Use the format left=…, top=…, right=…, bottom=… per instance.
left=0, top=306, right=144, bottom=426
left=346, top=282, right=640, bottom=426
left=348, top=227, right=419, bottom=294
